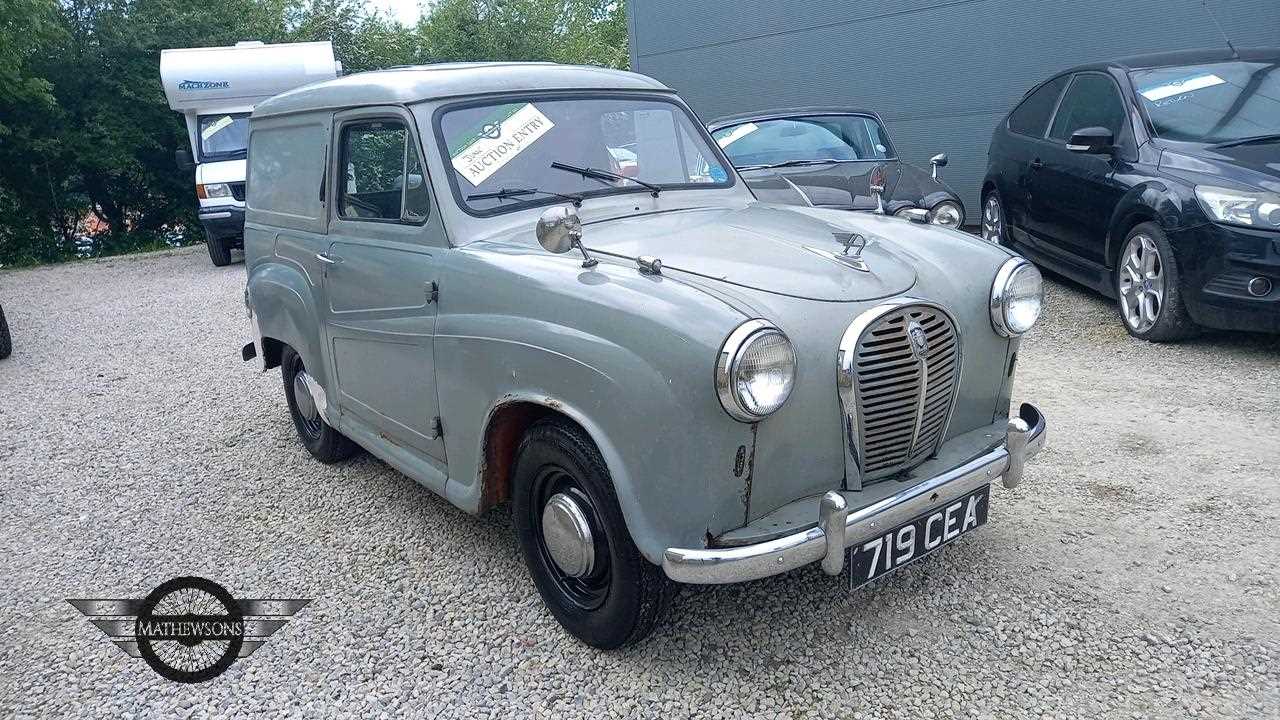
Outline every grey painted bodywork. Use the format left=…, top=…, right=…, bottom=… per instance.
left=243, top=64, right=1024, bottom=567
left=625, top=0, right=1280, bottom=214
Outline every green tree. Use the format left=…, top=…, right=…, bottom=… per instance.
left=0, top=0, right=631, bottom=267
left=418, top=0, right=628, bottom=69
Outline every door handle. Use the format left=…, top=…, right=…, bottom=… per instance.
left=1030, top=158, right=1044, bottom=170
left=315, top=252, right=343, bottom=265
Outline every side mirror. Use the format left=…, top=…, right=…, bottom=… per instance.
left=175, top=148, right=194, bottom=170
left=536, top=206, right=597, bottom=268
left=1066, top=127, right=1113, bottom=154
left=929, top=153, right=948, bottom=180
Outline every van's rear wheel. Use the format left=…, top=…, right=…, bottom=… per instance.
left=512, top=419, right=671, bottom=649
left=0, top=304, right=11, bottom=360
left=281, top=346, right=358, bottom=463
left=206, top=236, right=232, bottom=267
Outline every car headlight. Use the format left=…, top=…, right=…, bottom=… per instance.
left=197, top=183, right=232, bottom=200
left=928, top=201, right=964, bottom=228
left=715, top=320, right=796, bottom=422
left=1194, top=185, right=1280, bottom=229
left=990, top=257, right=1043, bottom=336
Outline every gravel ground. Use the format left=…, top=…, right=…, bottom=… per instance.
left=1, top=246, right=1277, bottom=719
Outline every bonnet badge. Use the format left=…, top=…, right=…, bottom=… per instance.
left=907, top=321, right=929, bottom=357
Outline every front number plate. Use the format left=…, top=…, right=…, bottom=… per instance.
left=848, top=484, right=990, bottom=590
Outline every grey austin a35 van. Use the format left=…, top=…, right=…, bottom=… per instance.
left=241, top=63, right=1047, bottom=648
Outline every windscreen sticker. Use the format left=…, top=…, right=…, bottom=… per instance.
left=449, top=103, right=555, bottom=186
left=1139, top=74, right=1225, bottom=102
left=201, top=115, right=234, bottom=141
left=715, top=122, right=758, bottom=148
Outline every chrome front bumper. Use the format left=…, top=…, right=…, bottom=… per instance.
left=662, top=402, right=1047, bottom=584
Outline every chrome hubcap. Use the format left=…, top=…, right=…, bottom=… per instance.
left=982, top=196, right=1002, bottom=243
left=1118, top=234, right=1165, bottom=333
left=293, top=371, right=318, bottom=420
left=292, top=370, right=323, bottom=439
left=541, top=492, right=596, bottom=578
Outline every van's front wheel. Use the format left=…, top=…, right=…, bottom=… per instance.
left=512, top=419, right=671, bottom=649
left=206, top=236, right=232, bottom=267
left=281, top=346, right=358, bottom=463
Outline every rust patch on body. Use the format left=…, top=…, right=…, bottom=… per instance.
left=479, top=401, right=555, bottom=511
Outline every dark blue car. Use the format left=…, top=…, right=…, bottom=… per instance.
left=982, top=47, right=1279, bottom=341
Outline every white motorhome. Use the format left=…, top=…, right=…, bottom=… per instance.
left=161, top=41, right=340, bottom=265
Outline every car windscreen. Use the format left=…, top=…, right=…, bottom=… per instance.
left=1130, top=61, right=1280, bottom=144
left=711, top=115, right=896, bottom=167
left=198, top=113, right=250, bottom=161
left=438, top=95, right=732, bottom=215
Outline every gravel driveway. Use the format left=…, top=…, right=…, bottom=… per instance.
left=1, top=247, right=1277, bottom=719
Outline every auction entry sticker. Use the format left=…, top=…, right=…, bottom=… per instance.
left=449, top=103, right=555, bottom=186
left=1139, top=74, right=1225, bottom=102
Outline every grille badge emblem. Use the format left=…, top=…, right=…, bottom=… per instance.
left=907, top=321, right=929, bottom=357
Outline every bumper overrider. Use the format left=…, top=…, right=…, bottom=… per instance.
left=663, top=402, right=1047, bottom=584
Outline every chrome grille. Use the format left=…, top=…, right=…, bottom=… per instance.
left=847, top=305, right=959, bottom=482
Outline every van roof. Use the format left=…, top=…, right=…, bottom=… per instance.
left=253, top=62, right=671, bottom=118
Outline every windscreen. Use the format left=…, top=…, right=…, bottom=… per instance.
left=1131, top=61, right=1280, bottom=143
left=712, top=115, right=896, bottom=168
left=198, top=113, right=250, bottom=160
left=438, top=95, right=732, bottom=214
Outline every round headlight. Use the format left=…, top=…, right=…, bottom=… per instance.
left=715, top=320, right=796, bottom=422
left=929, top=201, right=964, bottom=228
left=990, top=258, right=1043, bottom=336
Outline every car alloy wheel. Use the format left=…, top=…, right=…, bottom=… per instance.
left=981, top=194, right=1003, bottom=244
left=531, top=466, right=611, bottom=611
left=1117, top=234, right=1165, bottom=333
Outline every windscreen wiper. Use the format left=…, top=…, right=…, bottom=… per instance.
left=466, top=187, right=584, bottom=206
left=1210, top=133, right=1280, bottom=149
left=738, top=158, right=859, bottom=171
left=550, top=161, right=662, bottom=197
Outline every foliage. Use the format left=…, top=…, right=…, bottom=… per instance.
left=0, top=0, right=630, bottom=267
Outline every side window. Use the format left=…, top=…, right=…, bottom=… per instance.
left=1008, top=75, right=1069, bottom=137
left=338, top=120, right=430, bottom=222
left=247, top=122, right=326, bottom=219
left=1049, top=74, right=1127, bottom=141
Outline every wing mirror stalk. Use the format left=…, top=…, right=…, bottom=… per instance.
left=536, top=206, right=597, bottom=268
left=929, top=152, right=948, bottom=180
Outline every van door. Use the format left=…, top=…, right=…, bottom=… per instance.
left=320, top=107, right=447, bottom=466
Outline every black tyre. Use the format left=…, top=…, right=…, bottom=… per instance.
left=206, top=236, right=232, bottom=267
left=980, top=189, right=1009, bottom=246
left=281, top=346, right=358, bottom=463
left=1114, top=222, right=1198, bottom=342
left=512, top=419, right=671, bottom=649
left=0, top=304, right=10, bottom=360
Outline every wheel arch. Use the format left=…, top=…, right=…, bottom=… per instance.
left=1104, top=180, right=1179, bottom=269
left=247, top=262, right=326, bottom=380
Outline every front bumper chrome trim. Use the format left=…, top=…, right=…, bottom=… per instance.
left=662, top=402, right=1047, bottom=584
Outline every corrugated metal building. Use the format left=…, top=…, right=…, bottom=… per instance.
left=626, top=0, right=1280, bottom=217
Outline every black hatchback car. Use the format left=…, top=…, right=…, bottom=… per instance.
left=982, top=47, right=1280, bottom=341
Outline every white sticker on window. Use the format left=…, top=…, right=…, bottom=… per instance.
left=449, top=103, right=555, bottom=186
left=201, top=115, right=234, bottom=141
left=715, top=122, right=758, bottom=148
left=1139, top=74, right=1225, bottom=102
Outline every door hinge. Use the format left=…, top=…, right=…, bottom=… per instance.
left=430, top=416, right=443, bottom=439
left=425, top=281, right=438, bottom=304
